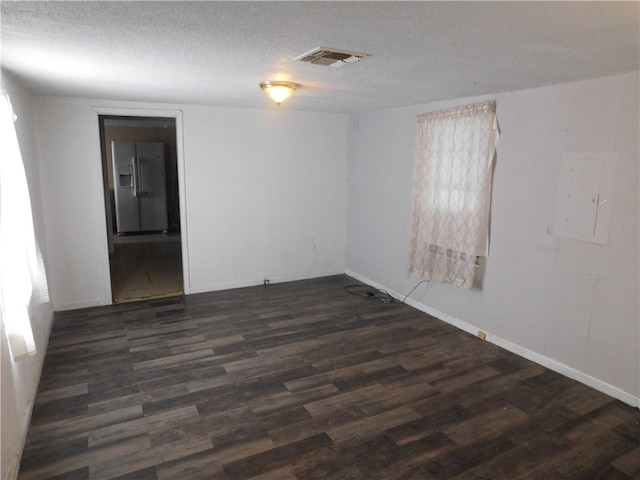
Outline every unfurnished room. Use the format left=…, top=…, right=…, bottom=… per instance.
left=0, top=1, right=639, bottom=479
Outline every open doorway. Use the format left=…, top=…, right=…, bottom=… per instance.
left=99, top=115, right=183, bottom=303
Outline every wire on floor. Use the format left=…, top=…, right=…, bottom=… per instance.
left=344, top=285, right=395, bottom=304
left=345, top=279, right=431, bottom=305
left=402, top=280, right=430, bottom=303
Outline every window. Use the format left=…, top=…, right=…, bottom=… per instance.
left=409, top=101, right=499, bottom=288
left=0, top=90, right=38, bottom=359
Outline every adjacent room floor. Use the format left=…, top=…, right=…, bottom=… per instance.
left=109, top=232, right=183, bottom=304
left=18, top=276, right=640, bottom=479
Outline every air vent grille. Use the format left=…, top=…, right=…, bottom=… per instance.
left=294, top=47, right=370, bottom=67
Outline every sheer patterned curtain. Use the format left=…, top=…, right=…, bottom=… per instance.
left=409, top=101, right=499, bottom=288
left=0, top=90, right=38, bottom=358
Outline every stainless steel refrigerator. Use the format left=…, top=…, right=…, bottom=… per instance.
left=112, top=141, right=168, bottom=234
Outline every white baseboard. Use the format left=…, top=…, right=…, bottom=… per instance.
left=6, top=309, right=55, bottom=479
left=188, top=270, right=346, bottom=295
left=54, top=297, right=111, bottom=311
left=55, top=270, right=346, bottom=310
left=345, top=269, right=639, bottom=409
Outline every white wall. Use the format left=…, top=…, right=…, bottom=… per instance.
left=1, top=74, right=54, bottom=479
left=31, top=97, right=348, bottom=309
left=346, top=72, right=639, bottom=405
left=183, top=106, right=347, bottom=292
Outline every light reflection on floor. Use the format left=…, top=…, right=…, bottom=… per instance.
left=109, top=232, right=183, bottom=303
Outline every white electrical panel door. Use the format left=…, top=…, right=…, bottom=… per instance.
left=551, top=152, right=618, bottom=245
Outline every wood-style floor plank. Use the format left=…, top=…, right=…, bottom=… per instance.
left=18, top=275, right=640, bottom=479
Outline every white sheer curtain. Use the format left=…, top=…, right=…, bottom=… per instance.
left=409, top=101, right=499, bottom=288
left=0, top=90, right=37, bottom=358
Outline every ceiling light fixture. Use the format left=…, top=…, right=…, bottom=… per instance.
left=259, top=81, right=298, bottom=106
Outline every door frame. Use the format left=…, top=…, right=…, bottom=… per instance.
left=93, top=106, right=190, bottom=302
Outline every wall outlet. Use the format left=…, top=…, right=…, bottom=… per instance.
left=477, top=331, right=487, bottom=341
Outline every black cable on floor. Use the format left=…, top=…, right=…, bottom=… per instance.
left=344, top=284, right=395, bottom=304
left=345, top=280, right=430, bottom=305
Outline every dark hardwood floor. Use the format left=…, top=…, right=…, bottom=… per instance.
left=18, top=275, right=640, bottom=479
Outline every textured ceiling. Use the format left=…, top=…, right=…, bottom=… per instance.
left=1, top=1, right=638, bottom=113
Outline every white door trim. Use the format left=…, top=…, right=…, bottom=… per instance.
left=92, top=106, right=191, bottom=303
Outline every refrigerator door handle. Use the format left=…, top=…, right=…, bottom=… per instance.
left=132, top=156, right=138, bottom=197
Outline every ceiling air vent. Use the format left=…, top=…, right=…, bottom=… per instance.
left=293, top=47, right=370, bottom=67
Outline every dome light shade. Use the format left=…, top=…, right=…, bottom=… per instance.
left=259, top=81, right=298, bottom=105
